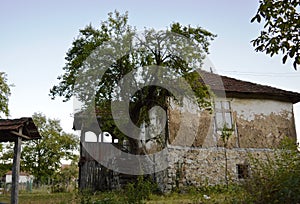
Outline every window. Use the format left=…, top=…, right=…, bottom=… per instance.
left=102, top=132, right=112, bottom=143
left=214, top=101, right=233, bottom=130
left=84, top=131, right=98, bottom=142
left=237, top=164, right=250, bottom=179
left=84, top=131, right=118, bottom=143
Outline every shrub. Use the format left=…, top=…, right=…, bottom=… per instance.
left=242, top=137, right=300, bottom=203
left=125, top=176, right=157, bottom=204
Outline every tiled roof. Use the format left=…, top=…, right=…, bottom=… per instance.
left=5, top=171, right=30, bottom=176
left=0, top=118, right=41, bottom=142
left=73, top=71, right=300, bottom=130
left=199, top=71, right=300, bottom=104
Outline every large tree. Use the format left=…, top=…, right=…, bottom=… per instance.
left=251, top=0, right=300, bottom=69
left=20, top=113, right=79, bottom=185
left=50, top=11, right=216, bottom=153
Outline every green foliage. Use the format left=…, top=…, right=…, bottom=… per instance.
left=51, top=158, right=79, bottom=193
left=242, top=137, right=300, bottom=203
left=74, top=189, right=93, bottom=204
left=0, top=72, right=11, bottom=117
left=74, top=179, right=156, bottom=203
left=220, top=125, right=234, bottom=148
left=180, top=184, right=244, bottom=204
left=125, top=176, right=157, bottom=204
left=0, top=184, right=247, bottom=203
left=0, top=142, right=14, bottom=177
left=50, top=11, right=129, bottom=102
left=0, top=192, right=76, bottom=204
left=20, top=113, right=79, bottom=185
left=50, top=10, right=216, bottom=153
left=251, top=0, right=300, bottom=69
left=0, top=163, right=12, bottom=180
left=172, top=162, right=183, bottom=192
left=220, top=125, right=234, bottom=188
left=75, top=190, right=125, bottom=204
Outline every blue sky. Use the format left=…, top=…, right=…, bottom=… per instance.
left=1, top=0, right=299, bottom=140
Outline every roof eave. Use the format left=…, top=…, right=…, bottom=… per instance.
left=213, top=90, right=300, bottom=104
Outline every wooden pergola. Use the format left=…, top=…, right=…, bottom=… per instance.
left=0, top=118, right=41, bottom=204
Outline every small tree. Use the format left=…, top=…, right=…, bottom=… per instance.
left=20, top=113, right=79, bottom=186
left=221, top=125, right=234, bottom=188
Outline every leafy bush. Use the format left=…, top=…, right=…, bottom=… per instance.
left=125, top=176, right=157, bottom=204
left=242, top=137, right=300, bottom=203
left=51, top=184, right=67, bottom=193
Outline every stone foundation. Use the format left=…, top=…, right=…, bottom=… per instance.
left=157, top=146, right=274, bottom=192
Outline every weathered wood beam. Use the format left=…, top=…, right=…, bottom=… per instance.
left=10, top=131, right=31, bottom=140
left=11, top=135, right=22, bottom=204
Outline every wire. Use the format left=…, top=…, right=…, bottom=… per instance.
left=217, top=70, right=300, bottom=77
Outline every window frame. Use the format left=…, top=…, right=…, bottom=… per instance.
left=214, top=100, right=233, bottom=131
left=236, top=164, right=250, bottom=179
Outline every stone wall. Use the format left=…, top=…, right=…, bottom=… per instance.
left=158, top=146, right=274, bottom=192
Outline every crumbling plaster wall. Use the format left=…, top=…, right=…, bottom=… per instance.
left=167, top=97, right=297, bottom=148
left=167, top=98, right=215, bottom=148
left=231, top=98, right=296, bottom=148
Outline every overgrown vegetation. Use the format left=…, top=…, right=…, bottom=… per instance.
left=220, top=125, right=234, bottom=188
left=0, top=184, right=246, bottom=204
left=242, top=137, right=300, bottom=203
left=124, top=176, right=158, bottom=204
left=50, top=158, right=79, bottom=193
left=1, top=162, right=299, bottom=204
left=1, top=137, right=299, bottom=203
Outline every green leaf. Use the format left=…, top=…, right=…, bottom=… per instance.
left=282, top=55, right=288, bottom=64
left=257, top=14, right=261, bottom=23
left=251, top=0, right=300, bottom=70
left=289, top=48, right=295, bottom=58
left=293, top=60, right=297, bottom=70
left=251, top=15, right=257, bottom=23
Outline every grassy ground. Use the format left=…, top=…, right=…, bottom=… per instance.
left=0, top=192, right=75, bottom=204
left=0, top=186, right=246, bottom=204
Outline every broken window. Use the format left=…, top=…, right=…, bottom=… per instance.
left=237, top=164, right=250, bottom=179
left=214, top=101, right=233, bottom=130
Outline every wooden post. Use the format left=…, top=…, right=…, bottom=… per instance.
left=11, top=136, right=22, bottom=204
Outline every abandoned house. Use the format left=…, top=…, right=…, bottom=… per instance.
left=74, top=71, right=300, bottom=192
